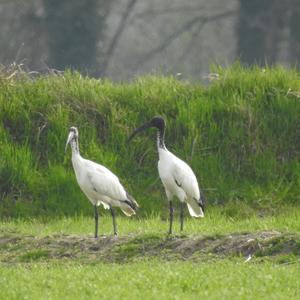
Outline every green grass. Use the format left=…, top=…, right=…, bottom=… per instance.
left=1, top=64, right=300, bottom=298
left=0, top=64, right=300, bottom=217
left=1, top=207, right=300, bottom=237
left=0, top=259, right=299, bottom=299
left=20, top=249, right=49, bottom=262
left=1, top=211, right=300, bottom=299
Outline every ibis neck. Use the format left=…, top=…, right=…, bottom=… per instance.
left=157, top=127, right=166, bottom=150
left=70, top=138, right=80, bottom=156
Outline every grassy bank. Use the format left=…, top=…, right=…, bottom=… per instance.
left=0, top=64, right=300, bottom=216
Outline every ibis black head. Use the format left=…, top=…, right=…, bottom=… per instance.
left=128, top=116, right=166, bottom=143
left=149, top=116, right=165, bottom=130
left=65, top=126, right=79, bottom=152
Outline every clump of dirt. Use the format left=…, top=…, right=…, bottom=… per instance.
left=0, top=231, right=299, bottom=263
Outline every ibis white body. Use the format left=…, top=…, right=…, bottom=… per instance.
left=158, top=146, right=204, bottom=218
left=66, top=126, right=138, bottom=237
left=71, top=152, right=135, bottom=216
left=128, top=116, right=205, bottom=234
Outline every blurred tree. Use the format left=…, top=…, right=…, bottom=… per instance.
left=237, top=0, right=288, bottom=65
left=101, top=0, right=137, bottom=76
left=43, top=0, right=110, bottom=75
left=289, top=0, right=300, bottom=64
left=0, top=0, right=48, bottom=70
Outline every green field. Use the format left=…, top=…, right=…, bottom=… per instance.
left=1, top=259, right=300, bottom=300
left=1, top=65, right=300, bottom=299
left=1, top=211, right=300, bottom=299
left=1, top=207, right=300, bottom=237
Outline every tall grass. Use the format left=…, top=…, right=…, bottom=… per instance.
left=0, top=64, right=299, bottom=217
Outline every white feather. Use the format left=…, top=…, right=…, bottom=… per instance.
left=70, top=148, right=135, bottom=215
left=158, top=148, right=204, bottom=217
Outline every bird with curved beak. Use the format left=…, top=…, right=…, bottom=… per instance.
left=66, top=126, right=139, bottom=238
left=128, top=116, right=205, bottom=234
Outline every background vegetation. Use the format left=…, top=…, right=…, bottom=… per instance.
left=0, top=65, right=299, bottom=217
left=1, top=1, right=300, bottom=80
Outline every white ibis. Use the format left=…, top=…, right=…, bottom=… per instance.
left=128, top=116, right=205, bottom=234
left=65, top=126, right=139, bottom=238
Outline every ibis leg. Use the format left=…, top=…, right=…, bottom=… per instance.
left=94, top=205, right=99, bottom=238
left=180, top=202, right=184, bottom=231
left=110, top=206, right=117, bottom=236
left=168, top=200, right=174, bottom=235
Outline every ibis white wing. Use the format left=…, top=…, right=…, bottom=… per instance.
left=171, top=157, right=204, bottom=217
left=85, top=160, right=127, bottom=201
left=171, top=157, right=200, bottom=200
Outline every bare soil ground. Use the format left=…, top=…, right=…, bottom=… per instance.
left=1, top=231, right=299, bottom=263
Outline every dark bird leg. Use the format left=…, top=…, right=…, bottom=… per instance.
left=168, top=200, right=174, bottom=235
left=94, top=205, right=99, bottom=238
left=180, top=202, right=184, bottom=231
left=110, top=206, right=117, bottom=236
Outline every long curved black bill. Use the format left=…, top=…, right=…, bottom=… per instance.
left=127, top=122, right=151, bottom=143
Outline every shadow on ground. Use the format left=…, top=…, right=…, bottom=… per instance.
left=1, top=231, right=300, bottom=263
